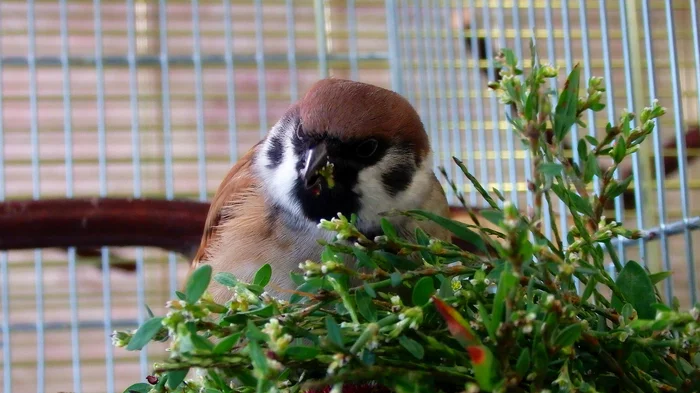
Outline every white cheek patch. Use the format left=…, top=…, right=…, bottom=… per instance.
left=354, top=149, right=435, bottom=232
left=254, top=122, right=304, bottom=218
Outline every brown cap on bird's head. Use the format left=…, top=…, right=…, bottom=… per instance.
left=297, top=78, right=430, bottom=160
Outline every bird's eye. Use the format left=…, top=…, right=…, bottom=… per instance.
left=356, top=138, right=379, bottom=158
left=293, top=124, right=303, bottom=141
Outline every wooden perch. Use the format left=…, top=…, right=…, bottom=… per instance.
left=0, top=198, right=209, bottom=259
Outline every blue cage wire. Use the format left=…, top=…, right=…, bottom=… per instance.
left=0, top=1, right=699, bottom=392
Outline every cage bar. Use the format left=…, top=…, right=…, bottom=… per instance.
left=58, top=0, right=83, bottom=390
left=640, top=0, right=672, bottom=302
left=0, top=9, right=10, bottom=386
left=91, top=0, right=116, bottom=391
left=663, top=0, right=697, bottom=305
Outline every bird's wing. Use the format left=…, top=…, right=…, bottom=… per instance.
left=191, top=141, right=263, bottom=269
left=187, top=140, right=318, bottom=303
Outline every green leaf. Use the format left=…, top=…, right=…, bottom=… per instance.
left=480, top=209, right=504, bottom=226
left=486, top=261, right=505, bottom=281
left=539, top=162, right=564, bottom=177
left=628, top=351, right=650, bottom=372
left=648, top=271, right=672, bottom=285
left=581, top=276, right=598, bottom=303
left=412, top=277, right=436, bottom=307
left=584, top=135, right=599, bottom=147
left=611, top=261, right=657, bottom=319
left=125, top=317, right=164, bottom=351
left=554, top=64, right=581, bottom=141
left=363, top=282, right=377, bottom=298
left=470, top=345, right=495, bottom=390
left=390, top=272, right=403, bottom=287
left=355, top=290, right=377, bottom=322
left=650, top=303, right=672, bottom=313
left=285, top=345, right=320, bottom=360
left=246, top=284, right=265, bottom=296
left=380, top=217, right=398, bottom=238
left=415, top=227, right=430, bottom=246
left=214, top=272, right=238, bottom=287
left=185, top=264, right=212, bottom=303
left=453, top=157, right=499, bottom=208
left=492, top=187, right=506, bottom=202
left=607, top=175, right=634, bottom=200
left=503, top=48, right=517, bottom=67
left=144, top=305, right=155, bottom=319
left=325, top=315, right=343, bottom=347
left=321, top=246, right=339, bottom=263
left=583, top=152, right=600, bottom=183
left=167, top=369, right=189, bottom=389
left=290, top=272, right=305, bottom=286
left=477, top=302, right=494, bottom=342
left=380, top=252, right=419, bottom=270
left=621, top=303, right=635, bottom=320
left=566, top=191, right=594, bottom=216
left=554, top=324, right=583, bottom=348
left=525, top=91, right=539, bottom=121
left=352, top=248, right=377, bottom=270
left=611, top=136, right=627, bottom=163
left=490, top=265, right=518, bottom=337
left=213, top=333, right=242, bottom=355
left=290, top=277, right=333, bottom=303
left=406, top=210, right=485, bottom=252
left=253, top=264, right=272, bottom=287
left=516, top=348, right=531, bottom=376
left=399, top=335, right=425, bottom=359
left=175, top=291, right=186, bottom=301
left=191, top=333, right=214, bottom=351
left=123, top=383, right=152, bottom=393
left=621, top=114, right=632, bottom=137
left=415, top=227, right=435, bottom=264
left=432, top=297, right=494, bottom=390
left=248, top=340, right=268, bottom=375
left=577, top=139, right=588, bottom=161
left=245, top=320, right=269, bottom=342
left=438, top=275, right=454, bottom=298
left=589, top=102, right=606, bottom=111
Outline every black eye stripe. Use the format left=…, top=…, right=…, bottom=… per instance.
left=266, top=134, right=284, bottom=169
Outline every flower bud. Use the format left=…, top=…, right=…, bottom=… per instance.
left=111, top=330, right=132, bottom=347
left=541, top=64, right=558, bottom=78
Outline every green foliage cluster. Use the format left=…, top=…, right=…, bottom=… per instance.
left=115, top=44, right=700, bottom=393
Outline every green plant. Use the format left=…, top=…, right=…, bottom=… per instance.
left=115, top=43, right=700, bottom=393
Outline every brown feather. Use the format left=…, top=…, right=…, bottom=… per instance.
left=191, top=141, right=262, bottom=270
left=299, top=78, right=430, bottom=161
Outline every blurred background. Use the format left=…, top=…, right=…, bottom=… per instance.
left=0, top=1, right=698, bottom=392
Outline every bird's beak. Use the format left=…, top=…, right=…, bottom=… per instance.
left=301, top=142, right=329, bottom=190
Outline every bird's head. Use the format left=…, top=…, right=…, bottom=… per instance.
left=254, top=78, right=438, bottom=235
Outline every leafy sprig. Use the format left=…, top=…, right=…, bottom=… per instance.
left=116, top=43, right=700, bottom=393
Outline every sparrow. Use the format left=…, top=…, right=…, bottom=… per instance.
left=190, top=78, right=452, bottom=303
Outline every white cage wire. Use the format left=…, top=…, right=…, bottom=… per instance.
left=0, top=1, right=698, bottom=392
